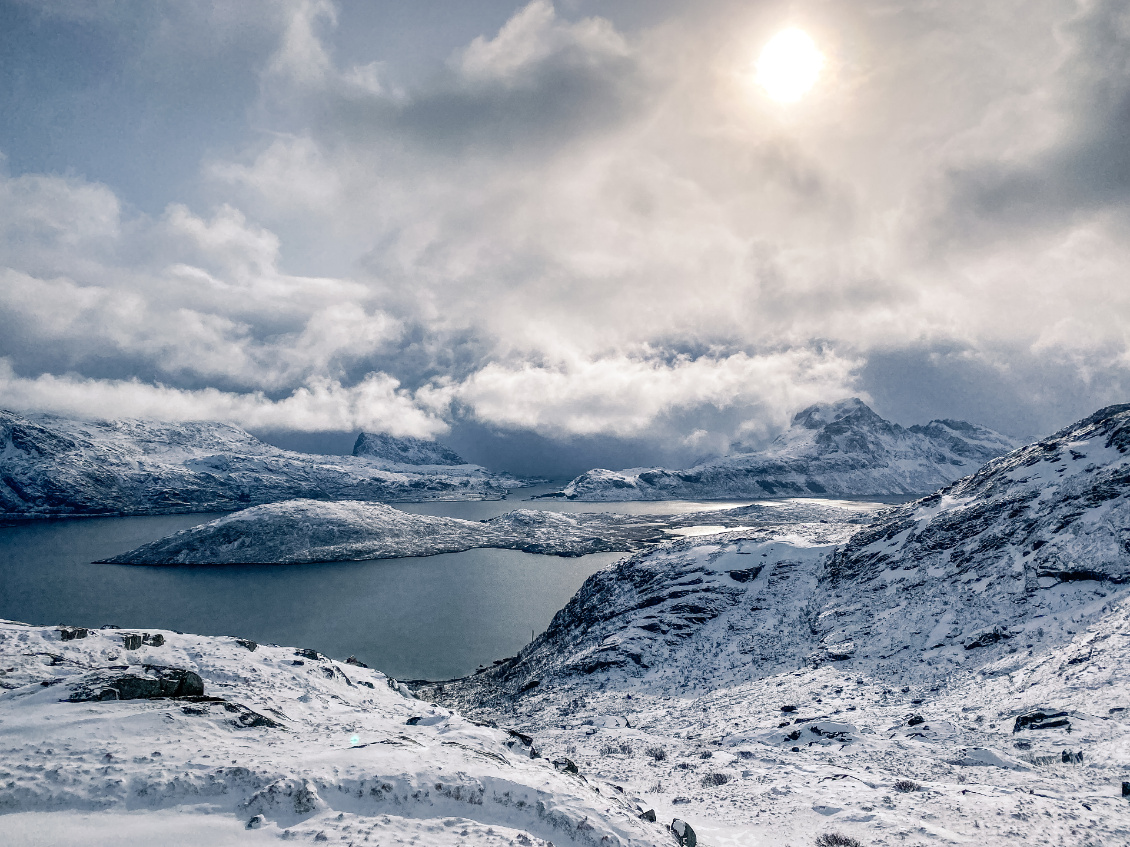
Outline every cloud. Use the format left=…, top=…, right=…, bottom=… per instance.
left=2, top=0, right=1130, bottom=458
left=423, top=349, right=860, bottom=438
left=0, top=359, right=446, bottom=438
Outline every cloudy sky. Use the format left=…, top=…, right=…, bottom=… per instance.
left=2, top=0, right=1129, bottom=475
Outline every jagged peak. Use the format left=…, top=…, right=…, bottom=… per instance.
left=789, top=397, right=883, bottom=430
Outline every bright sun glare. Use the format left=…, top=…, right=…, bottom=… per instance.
left=755, top=28, right=825, bottom=103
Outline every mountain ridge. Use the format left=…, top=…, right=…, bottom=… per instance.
left=0, top=409, right=521, bottom=519
left=552, top=397, right=1019, bottom=501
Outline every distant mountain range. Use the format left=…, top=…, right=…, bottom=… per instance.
left=0, top=410, right=520, bottom=519
left=548, top=398, right=1020, bottom=500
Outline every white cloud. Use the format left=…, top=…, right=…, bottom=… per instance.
left=3, top=0, right=1130, bottom=449
left=422, top=349, right=860, bottom=438
left=0, top=360, right=445, bottom=438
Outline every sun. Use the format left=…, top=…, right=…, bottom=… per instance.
left=755, top=28, right=825, bottom=103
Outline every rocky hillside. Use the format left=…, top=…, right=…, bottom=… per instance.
left=552, top=398, right=1018, bottom=500
left=352, top=431, right=468, bottom=466
left=426, top=404, right=1130, bottom=845
left=0, top=410, right=522, bottom=519
left=447, top=403, right=1129, bottom=699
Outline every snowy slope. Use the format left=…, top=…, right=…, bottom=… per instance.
left=102, top=499, right=881, bottom=565
left=352, top=431, right=468, bottom=466
left=428, top=404, right=1130, bottom=845
left=0, top=409, right=523, bottom=519
left=554, top=398, right=1018, bottom=501
left=0, top=620, right=669, bottom=847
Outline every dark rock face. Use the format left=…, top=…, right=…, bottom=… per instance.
left=58, top=626, right=87, bottom=641
left=671, top=818, right=697, bottom=847
left=68, top=665, right=204, bottom=702
left=352, top=432, right=467, bottom=466
left=1013, top=710, right=1072, bottom=732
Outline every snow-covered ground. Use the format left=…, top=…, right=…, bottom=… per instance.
left=0, top=621, right=670, bottom=847
left=430, top=403, right=1130, bottom=845
left=0, top=410, right=524, bottom=519
left=4, top=403, right=1128, bottom=845
left=101, top=499, right=881, bottom=565
left=551, top=398, right=1018, bottom=501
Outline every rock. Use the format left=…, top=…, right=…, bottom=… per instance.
left=142, top=633, right=164, bottom=647
left=246, top=814, right=265, bottom=830
left=552, top=757, right=579, bottom=774
left=671, top=818, right=697, bottom=847
left=58, top=626, right=88, bottom=641
left=294, top=648, right=322, bottom=661
left=964, top=627, right=1012, bottom=650
left=345, top=655, right=368, bottom=668
left=293, top=782, right=322, bottom=815
left=69, top=666, right=204, bottom=702
left=638, top=809, right=656, bottom=822
left=1013, top=710, right=1072, bottom=732
left=907, top=715, right=925, bottom=726
left=780, top=704, right=798, bottom=712
left=1061, top=750, right=1084, bottom=764
left=122, top=634, right=143, bottom=650
left=235, top=638, right=258, bottom=651
left=1123, top=781, right=1130, bottom=797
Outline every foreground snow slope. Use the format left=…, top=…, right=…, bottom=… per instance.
left=102, top=498, right=880, bottom=564
left=554, top=398, right=1018, bottom=501
left=0, top=620, right=669, bottom=847
left=0, top=409, right=522, bottom=519
left=431, top=404, right=1130, bottom=845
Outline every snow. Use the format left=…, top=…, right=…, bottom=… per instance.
left=0, top=409, right=524, bottom=519
left=101, top=498, right=883, bottom=565
left=428, top=404, right=1130, bottom=846
left=5, top=403, right=1130, bottom=844
left=553, top=398, right=1019, bottom=501
left=0, top=621, right=669, bottom=846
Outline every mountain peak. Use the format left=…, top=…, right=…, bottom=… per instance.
left=352, top=432, right=467, bottom=466
left=790, top=397, right=881, bottom=430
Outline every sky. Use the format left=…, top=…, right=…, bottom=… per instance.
left=1, top=0, right=1129, bottom=477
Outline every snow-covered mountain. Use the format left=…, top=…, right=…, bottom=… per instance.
left=352, top=431, right=468, bottom=466
left=0, top=409, right=523, bottom=519
left=102, top=498, right=878, bottom=565
left=428, top=403, right=1130, bottom=845
left=0, top=620, right=669, bottom=846
left=552, top=398, right=1019, bottom=501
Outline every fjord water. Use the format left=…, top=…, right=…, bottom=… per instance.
left=0, top=486, right=758, bottom=680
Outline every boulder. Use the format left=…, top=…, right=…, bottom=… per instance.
left=122, top=634, right=143, bottom=650
left=671, top=818, right=697, bottom=847
left=68, top=665, right=204, bottom=702
left=58, top=626, right=88, bottom=641
left=1013, top=710, right=1071, bottom=732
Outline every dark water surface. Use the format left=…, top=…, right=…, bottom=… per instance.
left=0, top=486, right=834, bottom=680
left=0, top=510, right=628, bottom=680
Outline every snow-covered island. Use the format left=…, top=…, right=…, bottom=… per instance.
left=548, top=398, right=1020, bottom=501
left=0, top=410, right=525, bottom=519
left=3, top=403, right=1130, bottom=845
left=100, top=498, right=879, bottom=565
